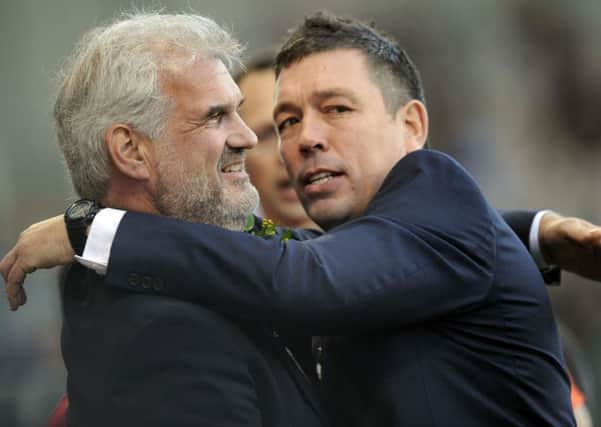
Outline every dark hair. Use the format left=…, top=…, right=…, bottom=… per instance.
left=275, top=11, right=425, bottom=115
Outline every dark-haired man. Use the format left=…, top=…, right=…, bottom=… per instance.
left=236, top=48, right=594, bottom=425
left=4, top=12, right=601, bottom=427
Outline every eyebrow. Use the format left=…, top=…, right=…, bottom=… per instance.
left=313, top=88, right=359, bottom=105
left=273, top=87, right=359, bottom=120
left=202, top=97, right=245, bottom=120
left=273, top=101, right=301, bottom=121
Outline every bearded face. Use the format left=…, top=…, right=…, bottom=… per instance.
left=151, top=58, right=259, bottom=230
left=154, top=142, right=259, bottom=230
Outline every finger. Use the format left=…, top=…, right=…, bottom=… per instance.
left=574, top=229, right=601, bottom=252
left=5, top=265, right=27, bottom=312
left=563, top=220, right=595, bottom=242
left=584, top=228, right=601, bottom=242
left=8, top=286, right=22, bottom=311
left=0, top=249, right=17, bottom=283
left=7, top=284, right=27, bottom=311
left=6, top=262, right=26, bottom=292
left=5, top=280, right=22, bottom=299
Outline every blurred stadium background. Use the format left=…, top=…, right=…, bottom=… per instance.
left=1, top=0, right=600, bottom=425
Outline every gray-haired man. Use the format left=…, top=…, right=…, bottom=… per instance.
left=16, top=12, right=326, bottom=427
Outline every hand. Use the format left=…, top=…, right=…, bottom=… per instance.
left=539, top=211, right=601, bottom=281
left=0, top=215, right=74, bottom=311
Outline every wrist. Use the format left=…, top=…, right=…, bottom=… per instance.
left=64, top=199, right=102, bottom=256
left=539, top=211, right=562, bottom=266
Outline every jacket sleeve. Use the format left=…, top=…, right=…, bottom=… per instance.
left=499, top=210, right=561, bottom=284
left=104, top=151, right=498, bottom=334
left=499, top=210, right=537, bottom=251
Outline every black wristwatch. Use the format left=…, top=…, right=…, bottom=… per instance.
left=64, top=199, right=102, bottom=256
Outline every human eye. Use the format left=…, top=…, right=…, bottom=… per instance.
left=207, top=110, right=225, bottom=125
left=324, top=104, right=351, bottom=114
left=276, top=116, right=299, bottom=133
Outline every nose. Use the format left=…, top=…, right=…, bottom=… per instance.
left=297, top=114, right=329, bottom=154
left=227, top=113, right=258, bottom=150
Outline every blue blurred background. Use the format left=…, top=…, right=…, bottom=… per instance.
left=1, top=0, right=600, bottom=425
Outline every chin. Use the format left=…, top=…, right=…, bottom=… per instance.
left=308, top=208, right=348, bottom=231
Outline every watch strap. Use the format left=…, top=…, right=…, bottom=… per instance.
left=65, top=200, right=101, bottom=256
left=68, top=221, right=89, bottom=256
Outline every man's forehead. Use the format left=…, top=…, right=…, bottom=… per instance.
left=161, top=57, right=242, bottom=105
left=276, top=49, right=368, bottom=91
left=161, top=55, right=226, bottom=84
left=273, top=50, right=369, bottom=116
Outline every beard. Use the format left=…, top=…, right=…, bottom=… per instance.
left=154, top=146, right=259, bottom=230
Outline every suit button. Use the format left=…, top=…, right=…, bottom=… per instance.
left=141, top=276, right=153, bottom=289
left=128, top=273, right=141, bottom=287
left=152, top=278, right=164, bottom=292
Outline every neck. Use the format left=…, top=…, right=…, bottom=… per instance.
left=101, top=179, right=158, bottom=215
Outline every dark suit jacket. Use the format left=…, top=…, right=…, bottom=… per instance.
left=103, top=150, right=575, bottom=426
left=61, top=265, right=326, bottom=427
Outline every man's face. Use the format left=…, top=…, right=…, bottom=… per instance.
left=153, top=57, right=259, bottom=230
left=238, top=69, right=313, bottom=228
left=274, top=49, right=414, bottom=230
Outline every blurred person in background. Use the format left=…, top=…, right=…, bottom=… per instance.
left=237, top=52, right=318, bottom=230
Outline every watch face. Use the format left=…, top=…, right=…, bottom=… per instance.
left=66, top=200, right=95, bottom=221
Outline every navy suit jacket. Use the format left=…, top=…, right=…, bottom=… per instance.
left=62, top=265, right=326, bottom=427
left=104, top=150, right=574, bottom=426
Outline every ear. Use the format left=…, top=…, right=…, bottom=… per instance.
left=396, top=100, right=429, bottom=152
left=105, top=124, right=154, bottom=181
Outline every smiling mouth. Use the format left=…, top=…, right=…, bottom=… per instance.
left=304, top=171, right=342, bottom=186
left=221, top=162, right=245, bottom=173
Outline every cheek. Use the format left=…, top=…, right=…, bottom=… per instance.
left=185, top=149, right=212, bottom=173
left=344, top=148, right=386, bottom=201
left=192, top=138, right=224, bottom=174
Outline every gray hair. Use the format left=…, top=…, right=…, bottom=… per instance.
left=54, top=12, right=243, bottom=200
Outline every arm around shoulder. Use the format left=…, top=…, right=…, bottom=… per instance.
left=102, top=152, right=497, bottom=334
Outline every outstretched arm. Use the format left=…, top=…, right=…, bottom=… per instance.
left=6, top=153, right=500, bottom=326
left=102, top=207, right=496, bottom=334
left=3, top=209, right=601, bottom=312
left=1, top=215, right=73, bottom=309
left=538, top=211, right=601, bottom=281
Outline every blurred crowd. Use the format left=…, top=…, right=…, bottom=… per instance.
left=1, top=1, right=599, bottom=425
